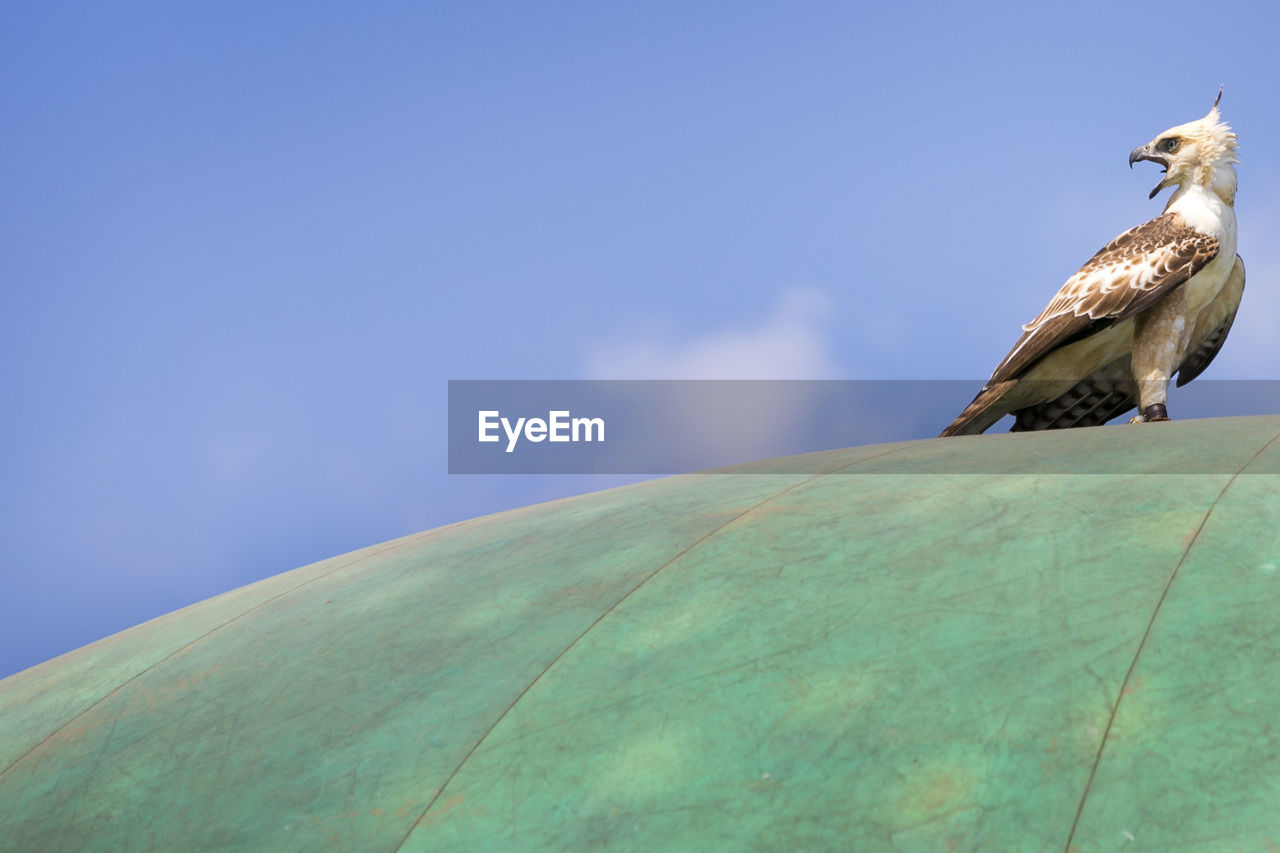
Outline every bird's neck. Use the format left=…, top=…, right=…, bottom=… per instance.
left=1168, top=162, right=1238, bottom=210
left=1211, top=162, right=1238, bottom=206
left=1167, top=183, right=1237, bottom=252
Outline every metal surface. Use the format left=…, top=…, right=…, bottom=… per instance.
left=3, top=415, right=1280, bottom=850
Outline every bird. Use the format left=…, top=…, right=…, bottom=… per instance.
left=941, top=90, right=1244, bottom=437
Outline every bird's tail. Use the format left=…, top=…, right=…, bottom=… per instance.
left=939, top=380, right=1018, bottom=437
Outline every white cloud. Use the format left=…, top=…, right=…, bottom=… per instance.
left=587, top=289, right=840, bottom=380
left=583, top=289, right=845, bottom=468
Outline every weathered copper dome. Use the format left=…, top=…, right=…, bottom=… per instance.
left=3, top=415, right=1278, bottom=849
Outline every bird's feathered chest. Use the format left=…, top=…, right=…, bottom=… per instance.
left=1167, top=186, right=1237, bottom=314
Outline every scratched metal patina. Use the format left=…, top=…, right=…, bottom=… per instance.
left=2, top=415, right=1279, bottom=851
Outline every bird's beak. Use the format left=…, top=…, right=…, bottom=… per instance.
left=1128, top=144, right=1170, bottom=169
left=1129, top=144, right=1173, bottom=199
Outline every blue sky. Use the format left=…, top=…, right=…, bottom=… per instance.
left=4, top=3, right=1280, bottom=678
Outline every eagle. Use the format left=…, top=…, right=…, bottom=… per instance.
left=941, top=91, right=1244, bottom=436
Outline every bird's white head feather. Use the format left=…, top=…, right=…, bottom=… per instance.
left=1132, top=90, right=1239, bottom=206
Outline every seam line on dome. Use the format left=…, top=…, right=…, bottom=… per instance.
left=1063, top=425, right=1280, bottom=851
left=0, top=539, right=408, bottom=783
left=394, top=442, right=918, bottom=848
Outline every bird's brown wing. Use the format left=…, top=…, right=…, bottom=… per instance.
left=989, top=213, right=1220, bottom=384
left=1003, top=254, right=1242, bottom=431
left=941, top=214, right=1219, bottom=436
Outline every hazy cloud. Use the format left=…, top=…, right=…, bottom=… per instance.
left=582, top=290, right=847, bottom=466
left=587, top=289, right=841, bottom=380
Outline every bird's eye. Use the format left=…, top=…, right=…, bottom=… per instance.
left=1159, top=137, right=1181, bottom=153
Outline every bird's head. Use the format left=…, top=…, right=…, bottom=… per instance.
left=1129, top=87, right=1238, bottom=204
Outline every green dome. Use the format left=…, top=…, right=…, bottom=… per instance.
left=3, top=415, right=1279, bottom=850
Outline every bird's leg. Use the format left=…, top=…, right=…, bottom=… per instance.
left=1141, top=402, right=1170, bottom=422
left=1130, top=290, right=1191, bottom=423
